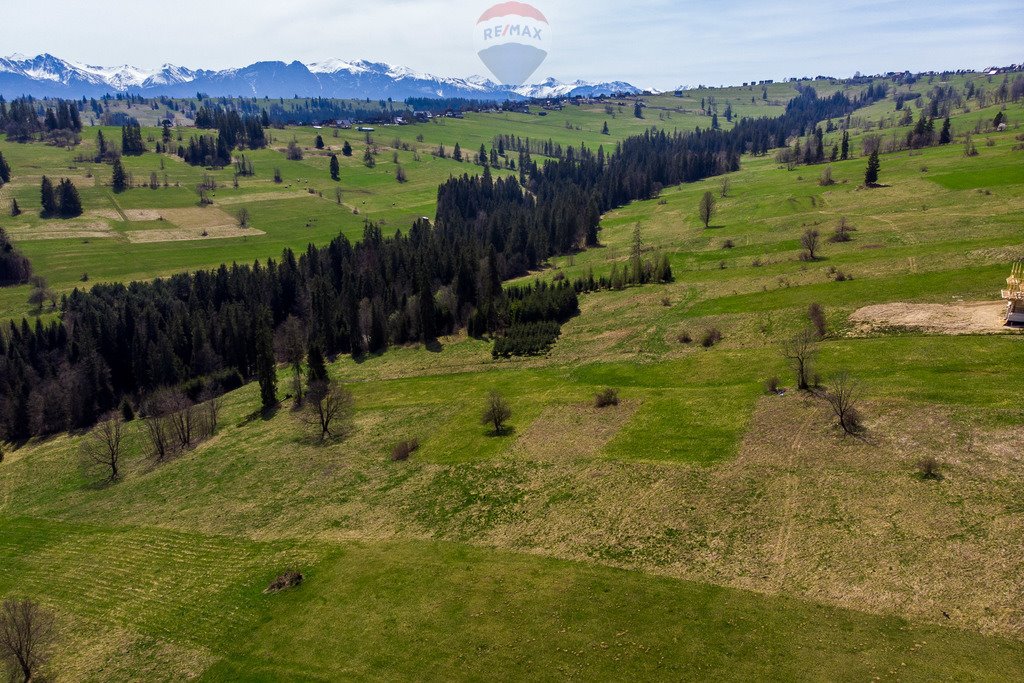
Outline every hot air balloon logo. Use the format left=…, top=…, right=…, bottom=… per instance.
left=473, top=2, right=551, bottom=86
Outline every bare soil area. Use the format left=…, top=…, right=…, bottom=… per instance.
left=850, top=301, right=1010, bottom=335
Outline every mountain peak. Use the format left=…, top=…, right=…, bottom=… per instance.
left=0, top=53, right=642, bottom=100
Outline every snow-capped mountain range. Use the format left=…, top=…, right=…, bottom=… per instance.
left=0, top=54, right=644, bottom=100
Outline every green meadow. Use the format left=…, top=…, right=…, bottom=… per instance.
left=2, top=74, right=1024, bottom=678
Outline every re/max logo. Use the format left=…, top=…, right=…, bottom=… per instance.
left=482, top=24, right=543, bottom=41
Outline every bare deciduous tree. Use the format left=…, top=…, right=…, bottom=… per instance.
left=782, top=327, right=819, bottom=391
left=719, top=177, right=730, bottom=197
left=823, top=371, right=863, bottom=435
left=0, top=598, right=55, bottom=683
left=481, top=390, right=512, bottom=435
left=800, top=229, right=820, bottom=261
left=698, top=190, right=716, bottom=228
left=79, top=413, right=124, bottom=483
left=303, top=380, right=354, bottom=443
left=200, top=391, right=222, bottom=438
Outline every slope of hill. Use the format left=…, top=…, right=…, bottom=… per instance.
left=1, top=72, right=1023, bottom=679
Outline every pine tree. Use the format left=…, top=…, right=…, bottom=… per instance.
left=9, top=198, right=20, bottom=217
left=342, top=140, right=352, bottom=157
left=57, top=178, right=82, bottom=217
left=0, top=151, right=10, bottom=183
left=601, top=121, right=609, bottom=135
left=418, top=270, right=435, bottom=343
left=96, top=130, right=107, bottom=161
left=40, top=176, right=57, bottom=217
left=111, top=158, right=128, bottom=192
left=864, top=150, right=880, bottom=186
left=939, top=117, right=952, bottom=144
left=315, top=134, right=325, bottom=149
left=453, top=142, right=462, bottom=162
left=306, top=342, right=328, bottom=384
left=840, top=130, right=850, bottom=160
left=254, top=308, right=277, bottom=412
left=329, top=153, right=340, bottom=181
left=634, top=101, right=644, bottom=119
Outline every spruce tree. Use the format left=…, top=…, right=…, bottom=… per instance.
left=315, top=134, right=325, bottom=149
left=40, top=176, right=57, bottom=217
left=840, top=130, right=849, bottom=160
left=306, top=342, right=328, bottom=384
left=342, top=140, right=352, bottom=157
left=254, top=309, right=277, bottom=412
left=57, top=178, right=82, bottom=218
left=111, top=158, right=128, bottom=193
left=453, top=142, right=462, bottom=162
left=601, top=121, right=609, bottom=135
left=864, top=150, right=880, bottom=186
left=329, top=153, right=340, bottom=181
left=0, top=151, right=10, bottom=183
left=939, top=117, right=952, bottom=144
left=418, top=270, right=435, bottom=343
left=10, top=198, right=20, bottom=217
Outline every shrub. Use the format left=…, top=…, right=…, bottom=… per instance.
left=701, top=327, right=723, bottom=348
left=661, top=296, right=671, bottom=307
left=481, top=390, right=512, bottom=434
left=807, top=302, right=827, bottom=338
left=595, top=388, right=620, bottom=408
left=391, top=438, right=420, bottom=461
left=916, top=456, right=943, bottom=481
left=265, top=570, right=303, bottom=593
left=765, top=376, right=781, bottom=394
left=678, top=331, right=693, bottom=344
left=722, top=239, right=735, bottom=249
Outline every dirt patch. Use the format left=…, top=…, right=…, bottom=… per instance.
left=125, top=226, right=266, bottom=243
left=7, top=221, right=114, bottom=241
left=214, top=191, right=315, bottom=205
left=148, top=207, right=238, bottom=230
left=510, top=401, right=639, bottom=460
left=88, top=209, right=123, bottom=221
left=849, top=301, right=1010, bottom=335
left=122, top=209, right=163, bottom=221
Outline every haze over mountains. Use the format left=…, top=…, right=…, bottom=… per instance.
left=0, top=53, right=643, bottom=100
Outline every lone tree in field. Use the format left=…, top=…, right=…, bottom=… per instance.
left=782, top=327, right=819, bottom=391
left=236, top=207, right=250, bottom=228
left=0, top=597, right=55, bottom=683
left=481, top=390, right=512, bottom=435
left=303, top=379, right=354, bottom=442
left=79, top=413, right=124, bottom=484
left=823, top=371, right=863, bottom=435
left=329, top=153, right=340, bottom=181
left=314, top=134, right=325, bottom=150
left=800, top=229, right=821, bottom=260
left=864, top=149, right=880, bottom=186
left=342, top=140, right=353, bottom=157
left=111, top=158, right=128, bottom=192
left=698, top=190, right=716, bottom=228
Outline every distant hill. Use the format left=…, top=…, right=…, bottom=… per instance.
left=0, top=53, right=645, bottom=100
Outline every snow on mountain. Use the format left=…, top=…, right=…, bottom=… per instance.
left=0, top=53, right=641, bottom=101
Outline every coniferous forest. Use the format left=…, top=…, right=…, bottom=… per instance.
left=0, top=87, right=881, bottom=439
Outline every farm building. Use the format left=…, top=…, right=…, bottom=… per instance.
left=1003, top=262, right=1024, bottom=326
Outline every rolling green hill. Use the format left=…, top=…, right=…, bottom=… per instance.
left=2, top=73, right=1023, bottom=679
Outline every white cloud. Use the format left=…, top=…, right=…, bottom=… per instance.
left=0, top=0, right=1020, bottom=88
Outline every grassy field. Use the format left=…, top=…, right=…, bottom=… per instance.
left=2, top=74, right=1024, bottom=678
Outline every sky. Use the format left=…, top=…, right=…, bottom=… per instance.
left=1, top=0, right=1021, bottom=89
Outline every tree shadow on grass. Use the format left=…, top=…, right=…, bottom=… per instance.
left=483, top=425, right=516, bottom=438
left=238, top=403, right=280, bottom=427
